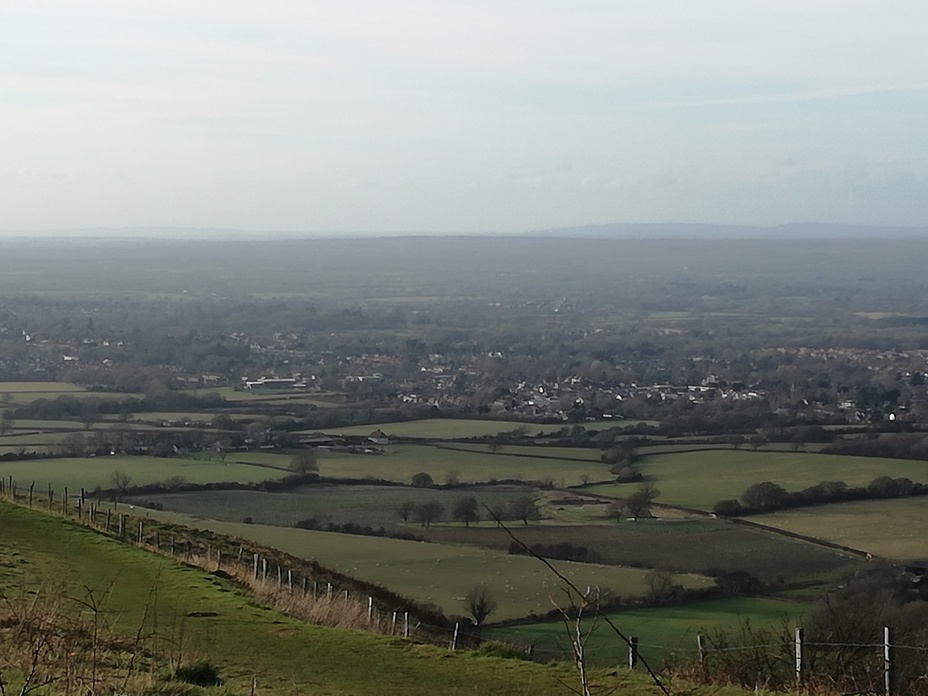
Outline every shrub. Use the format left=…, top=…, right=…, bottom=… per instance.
left=471, top=641, right=531, bottom=661
left=173, top=661, right=222, bottom=687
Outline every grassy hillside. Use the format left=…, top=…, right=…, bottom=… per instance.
left=0, top=500, right=708, bottom=696
left=134, top=510, right=713, bottom=621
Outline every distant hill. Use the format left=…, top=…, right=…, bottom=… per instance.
left=527, top=222, right=928, bottom=239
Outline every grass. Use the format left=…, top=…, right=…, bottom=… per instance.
left=139, top=511, right=714, bottom=621
left=755, top=497, right=928, bottom=561
left=585, top=450, right=928, bottom=510
left=319, top=418, right=655, bottom=439
left=0, top=501, right=659, bottom=695
left=0, top=455, right=279, bottom=492
left=0, top=381, right=140, bottom=404
left=134, top=483, right=530, bottom=529
left=485, top=595, right=812, bottom=667
left=313, top=443, right=601, bottom=485
left=418, top=518, right=861, bottom=583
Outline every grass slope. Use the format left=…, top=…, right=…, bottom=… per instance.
left=0, top=501, right=676, bottom=696
left=137, top=511, right=713, bottom=621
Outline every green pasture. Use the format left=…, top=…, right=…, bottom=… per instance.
left=486, top=595, right=811, bottom=667
left=0, top=502, right=636, bottom=696
left=321, top=418, right=655, bottom=439
left=756, top=497, right=928, bottom=561
left=0, top=455, right=277, bottom=492
left=311, top=443, right=599, bottom=485
left=146, top=512, right=713, bottom=621
left=135, top=484, right=529, bottom=528
left=0, top=381, right=140, bottom=404
left=585, top=450, right=928, bottom=510
left=419, top=518, right=860, bottom=582
left=445, top=443, right=604, bottom=462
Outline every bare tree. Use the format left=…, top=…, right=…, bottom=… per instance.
left=396, top=500, right=416, bottom=524
left=463, top=584, right=497, bottom=626
left=451, top=495, right=480, bottom=527
left=413, top=501, right=444, bottom=527
left=110, top=470, right=132, bottom=492
left=289, top=450, right=319, bottom=476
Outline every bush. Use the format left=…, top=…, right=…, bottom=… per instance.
left=471, top=641, right=532, bottom=661
left=173, top=661, right=222, bottom=687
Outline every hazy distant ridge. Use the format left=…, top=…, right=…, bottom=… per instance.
left=528, top=222, right=928, bottom=239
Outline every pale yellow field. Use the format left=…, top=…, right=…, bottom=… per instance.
left=756, top=497, right=928, bottom=561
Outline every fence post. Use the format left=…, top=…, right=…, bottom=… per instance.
left=138, top=520, right=143, bottom=545
left=628, top=636, right=639, bottom=669
left=277, top=566, right=282, bottom=588
left=63, top=487, right=68, bottom=515
left=450, top=623, right=459, bottom=650
left=795, top=627, right=804, bottom=685
left=287, top=569, right=293, bottom=592
left=697, top=634, right=707, bottom=676
left=326, top=583, right=332, bottom=600
left=105, top=508, right=111, bottom=532
left=262, top=558, right=268, bottom=579
left=404, top=611, right=409, bottom=638
left=29, top=481, right=35, bottom=508
left=118, top=514, right=125, bottom=538
left=253, top=553, right=259, bottom=580
left=368, top=596, right=373, bottom=623
left=884, top=626, right=894, bottom=696
left=391, top=611, right=397, bottom=635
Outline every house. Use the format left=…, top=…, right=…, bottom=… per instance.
left=368, top=429, right=389, bottom=445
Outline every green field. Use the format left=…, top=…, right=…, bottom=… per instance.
left=486, top=595, right=811, bottom=667
left=0, top=455, right=279, bottom=492
left=135, top=484, right=530, bottom=528
left=227, top=445, right=604, bottom=485
left=1, top=501, right=655, bottom=696
left=141, top=512, right=713, bottom=621
left=321, top=418, right=654, bottom=439
left=0, top=381, right=140, bottom=404
left=585, top=450, right=928, bottom=510
left=418, top=518, right=861, bottom=582
left=756, top=497, right=928, bottom=561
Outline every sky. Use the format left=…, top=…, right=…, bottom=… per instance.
left=2, top=1, right=927, bottom=235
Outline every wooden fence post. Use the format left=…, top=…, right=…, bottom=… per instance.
left=404, top=611, right=409, bottom=638
left=367, top=596, right=373, bottom=622
left=287, top=569, right=293, bottom=592
left=391, top=611, right=397, bottom=635
left=795, top=627, right=804, bottom=685
left=884, top=626, right=894, bottom=696
left=138, top=521, right=143, bottom=545
left=28, top=481, right=34, bottom=508
left=450, top=623, right=459, bottom=650
left=628, top=636, right=639, bottom=669
left=253, top=553, right=259, bottom=580
left=697, top=634, right=707, bottom=677
left=118, top=514, right=125, bottom=538
left=63, top=487, right=68, bottom=515
left=105, top=508, right=111, bottom=532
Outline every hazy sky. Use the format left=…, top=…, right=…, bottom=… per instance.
left=2, top=2, right=927, bottom=234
